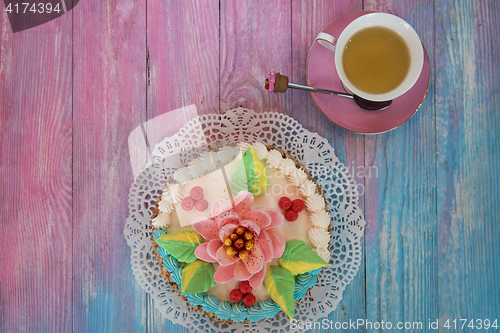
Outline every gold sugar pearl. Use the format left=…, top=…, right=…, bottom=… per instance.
left=224, top=238, right=232, bottom=247
left=245, top=240, right=255, bottom=251
left=243, top=232, right=254, bottom=241
left=235, top=227, right=246, bottom=236
left=239, top=249, right=249, bottom=260
left=234, top=238, right=245, bottom=250
left=226, top=246, right=238, bottom=256
left=230, top=233, right=239, bottom=241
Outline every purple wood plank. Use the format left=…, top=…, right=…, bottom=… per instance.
left=220, top=0, right=292, bottom=113
left=363, top=0, right=438, bottom=328
left=0, top=12, right=73, bottom=333
left=146, top=2, right=219, bottom=331
left=72, top=0, right=147, bottom=331
left=290, top=2, right=367, bottom=330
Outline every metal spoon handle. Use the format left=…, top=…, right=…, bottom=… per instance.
left=287, top=83, right=354, bottom=99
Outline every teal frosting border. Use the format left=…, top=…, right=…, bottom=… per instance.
left=153, top=229, right=322, bottom=323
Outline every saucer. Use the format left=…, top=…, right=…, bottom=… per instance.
left=307, top=11, right=430, bottom=134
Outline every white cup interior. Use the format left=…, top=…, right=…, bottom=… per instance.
left=334, top=13, right=424, bottom=101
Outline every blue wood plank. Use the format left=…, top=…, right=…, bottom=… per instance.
left=435, top=0, right=500, bottom=327
left=363, top=0, right=439, bottom=331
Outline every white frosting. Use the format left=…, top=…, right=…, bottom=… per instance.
left=152, top=212, right=170, bottom=228
left=237, top=142, right=252, bottom=154
left=280, top=158, right=296, bottom=176
left=158, top=196, right=175, bottom=213
left=173, top=167, right=191, bottom=183
left=308, top=228, right=330, bottom=249
left=187, top=159, right=206, bottom=178
left=310, top=211, right=331, bottom=230
left=198, top=151, right=217, bottom=171
left=252, top=142, right=268, bottom=160
left=289, top=168, right=308, bottom=187
left=305, top=193, right=326, bottom=212
left=161, top=187, right=172, bottom=201
left=217, top=146, right=239, bottom=164
left=172, top=192, right=183, bottom=205
left=266, top=149, right=283, bottom=168
left=314, top=247, right=331, bottom=263
left=299, top=180, right=317, bottom=198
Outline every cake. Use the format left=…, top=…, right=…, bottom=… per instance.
left=150, top=142, right=332, bottom=323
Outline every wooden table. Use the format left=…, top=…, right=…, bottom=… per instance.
left=1, top=1, right=499, bottom=332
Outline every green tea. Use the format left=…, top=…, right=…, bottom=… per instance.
left=342, top=26, right=411, bottom=94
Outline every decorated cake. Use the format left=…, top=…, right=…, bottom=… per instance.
left=150, top=142, right=332, bottom=323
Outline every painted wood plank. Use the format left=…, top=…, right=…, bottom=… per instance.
left=220, top=0, right=292, bottom=114
left=0, top=11, right=73, bottom=333
left=289, top=1, right=367, bottom=332
left=71, top=0, right=148, bottom=331
left=363, top=0, right=438, bottom=331
left=146, top=0, right=220, bottom=120
left=145, top=1, right=219, bottom=332
left=435, top=0, right=500, bottom=326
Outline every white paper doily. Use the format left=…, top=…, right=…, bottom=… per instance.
left=124, top=108, right=365, bottom=332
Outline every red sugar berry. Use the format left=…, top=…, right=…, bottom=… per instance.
left=284, top=209, right=299, bottom=222
left=291, top=199, right=305, bottom=213
left=195, top=199, right=209, bottom=212
left=239, top=280, right=253, bottom=294
left=278, top=196, right=292, bottom=210
left=230, top=289, right=243, bottom=302
left=190, top=186, right=204, bottom=201
left=181, top=196, right=195, bottom=211
left=243, top=293, right=256, bottom=306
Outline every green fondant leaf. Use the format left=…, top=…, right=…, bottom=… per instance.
left=264, top=265, right=296, bottom=319
left=279, top=239, right=331, bottom=275
left=229, top=147, right=269, bottom=196
left=155, top=230, right=204, bottom=263
left=181, top=260, right=216, bottom=294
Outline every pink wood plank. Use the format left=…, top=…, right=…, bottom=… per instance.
left=147, top=0, right=220, bottom=123
left=290, top=0, right=366, bottom=323
left=220, top=0, right=292, bottom=113
left=72, top=0, right=147, bottom=331
left=145, top=2, right=219, bottom=330
left=290, top=1, right=362, bottom=134
left=0, top=11, right=73, bottom=333
left=289, top=1, right=364, bottom=173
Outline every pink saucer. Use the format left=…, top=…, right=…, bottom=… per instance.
left=307, top=11, right=430, bottom=134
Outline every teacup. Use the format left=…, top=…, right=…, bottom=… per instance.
left=316, top=12, right=424, bottom=102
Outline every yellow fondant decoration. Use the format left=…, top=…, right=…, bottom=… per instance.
left=264, top=265, right=296, bottom=319
left=181, top=260, right=216, bottom=294
left=279, top=239, right=331, bottom=275
left=155, top=230, right=204, bottom=263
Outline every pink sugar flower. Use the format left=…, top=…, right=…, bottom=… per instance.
left=192, top=191, right=286, bottom=288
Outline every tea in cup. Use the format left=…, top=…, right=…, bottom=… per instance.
left=316, top=13, right=424, bottom=102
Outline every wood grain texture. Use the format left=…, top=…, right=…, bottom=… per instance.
left=435, top=0, right=500, bottom=324
left=220, top=0, right=292, bottom=113
left=363, top=0, right=439, bottom=330
left=145, top=2, right=219, bottom=331
left=147, top=0, right=220, bottom=120
left=2, top=1, right=500, bottom=331
left=289, top=2, right=367, bottom=332
left=72, top=0, right=147, bottom=331
left=0, top=10, right=73, bottom=333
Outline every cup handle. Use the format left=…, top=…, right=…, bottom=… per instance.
left=316, top=32, right=337, bottom=52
